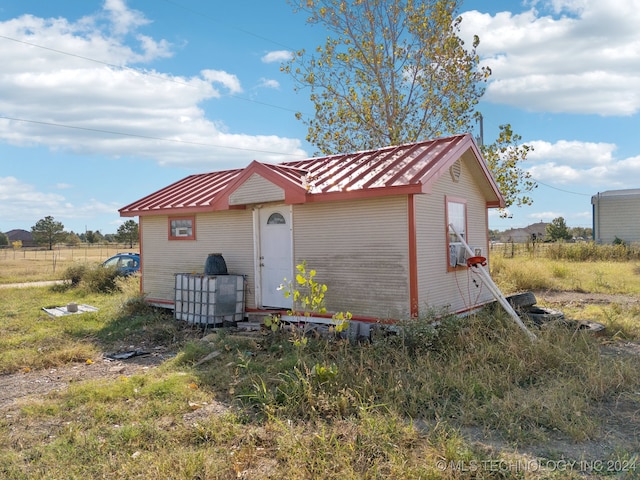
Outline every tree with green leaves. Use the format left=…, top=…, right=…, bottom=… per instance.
left=285, top=0, right=536, bottom=211
left=31, top=216, right=66, bottom=250
left=546, top=217, right=572, bottom=242
left=0, top=232, right=8, bottom=247
left=286, top=0, right=488, bottom=152
left=66, top=232, right=81, bottom=246
left=569, top=226, right=592, bottom=241
left=481, top=125, right=536, bottom=214
left=116, top=220, right=139, bottom=248
left=85, top=230, right=104, bottom=244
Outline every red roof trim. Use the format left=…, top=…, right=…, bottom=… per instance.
left=121, top=204, right=246, bottom=217
left=406, top=137, right=463, bottom=185
left=209, top=160, right=308, bottom=210
left=119, top=133, right=505, bottom=216
left=465, top=137, right=505, bottom=208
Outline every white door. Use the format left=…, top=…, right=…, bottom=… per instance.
left=259, top=206, right=293, bottom=308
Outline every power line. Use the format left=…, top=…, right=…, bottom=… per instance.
left=0, top=115, right=307, bottom=157
left=160, top=0, right=296, bottom=51
left=154, top=1, right=308, bottom=115
left=0, top=34, right=303, bottom=115
left=532, top=177, right=592, bottom=196
left=0, top=25, right=311, bottom=152
left=0, top=34, right=195, bottom=88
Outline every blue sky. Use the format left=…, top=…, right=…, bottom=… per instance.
left=1, top=0, right=639, bottom=235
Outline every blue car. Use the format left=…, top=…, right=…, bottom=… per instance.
left=102, top=253, right=140, bottom=276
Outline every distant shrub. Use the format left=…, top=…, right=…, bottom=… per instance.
left=546, top=241, right=640, bottom=262
left=63, top=264, right=89, bottom=286
left=62, top=263, right=125, bottom=294
left=83, top=266, right=121, bottom=293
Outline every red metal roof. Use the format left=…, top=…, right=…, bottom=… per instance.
left=286, top=133, right=470, bottom=193
left=120, top=133, right=503, bottom=216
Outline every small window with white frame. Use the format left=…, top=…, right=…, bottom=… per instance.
left=169, top=216, right=195, bottom=240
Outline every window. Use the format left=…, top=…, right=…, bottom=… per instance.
left=447, top=200, right=466, bottom=242
left=446, top=197, right=467, bottom=269
left=102, top=256, right=121, bottom=268
left=169, top=216, right=195, bottom=240
left=267, top=212, right=286, bottom=225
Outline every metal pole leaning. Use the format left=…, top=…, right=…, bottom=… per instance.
left=449, top=224, right=537, bottom=341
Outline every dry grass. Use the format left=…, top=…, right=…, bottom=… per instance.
left=491, top=255, right=640, bottom=295
left=1, top=249, right=640, bottom=478
left=0, top=244, right=136, bottom=283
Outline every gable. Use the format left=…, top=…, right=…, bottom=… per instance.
left=229, top=173, right=285, bottom=206
left=459, top=149, right=503, bottom=208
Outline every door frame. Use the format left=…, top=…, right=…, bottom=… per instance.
left=252, top=204, right=294, bottom=309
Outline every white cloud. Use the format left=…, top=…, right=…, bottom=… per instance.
left=201, top=69, right=243, bottom=94
left=103, top=0, right=149, bottom=36
left=0, top=176, right=125, bottom=228
left=526, top=211, right=562, bottom=221
left=258, top=78, right=280, bottom=89
left=525, top=139, right=640, bottom=188
left=0, top=2, right=307, bottom=170
left=261, top=50, right=293, bottom=63
left=460, top=0, right=640, bottom=115
left=528, top=140, right=616, bottom=166
left=0, top=177, right=65, bottom=220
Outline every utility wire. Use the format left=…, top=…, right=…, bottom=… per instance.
left=532, top=177, right=592, bottom=196
left=0, top=34, right=194, bottom=88
left=0, top=34, right=303, bottom=115
left=0, top=24, right=311, bottom=154
left=160, top=0, right=296, bottom=51
left=0, top=115, right=307, bottom=157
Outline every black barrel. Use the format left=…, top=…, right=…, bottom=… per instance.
left=204, top=253, right=228, bottom=275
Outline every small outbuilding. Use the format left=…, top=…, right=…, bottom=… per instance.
left=120, top=133, right=505, bottom=322
left=592, top=189, right=640, bottom=244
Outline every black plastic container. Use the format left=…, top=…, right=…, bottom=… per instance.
left=204, top=253, right=228, bottom=275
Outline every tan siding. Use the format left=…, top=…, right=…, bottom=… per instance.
left=415, top=151, right=493, bottom=315
left=140, top=149, right=496, bottom=320
left=293, top=196, right=410, bottom=319
left=141, top=210, right=255, bottom=307
left=594, top=195, right=640, bottom=243
left=229, top=173, right=284, bottom=205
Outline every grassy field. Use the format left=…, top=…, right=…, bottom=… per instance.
left=0, top=248, right=639, bottom=478
left=0, top=245, right=137, bottom=284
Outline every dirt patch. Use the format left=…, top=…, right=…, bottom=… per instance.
left=534, top=289, right=640, bottom=308
left=0, top=352, right=168, bottom=412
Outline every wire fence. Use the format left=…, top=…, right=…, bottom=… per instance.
left=490, top=241, right=640, bottom=261
left=0, top=244, right=138, bottom=262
